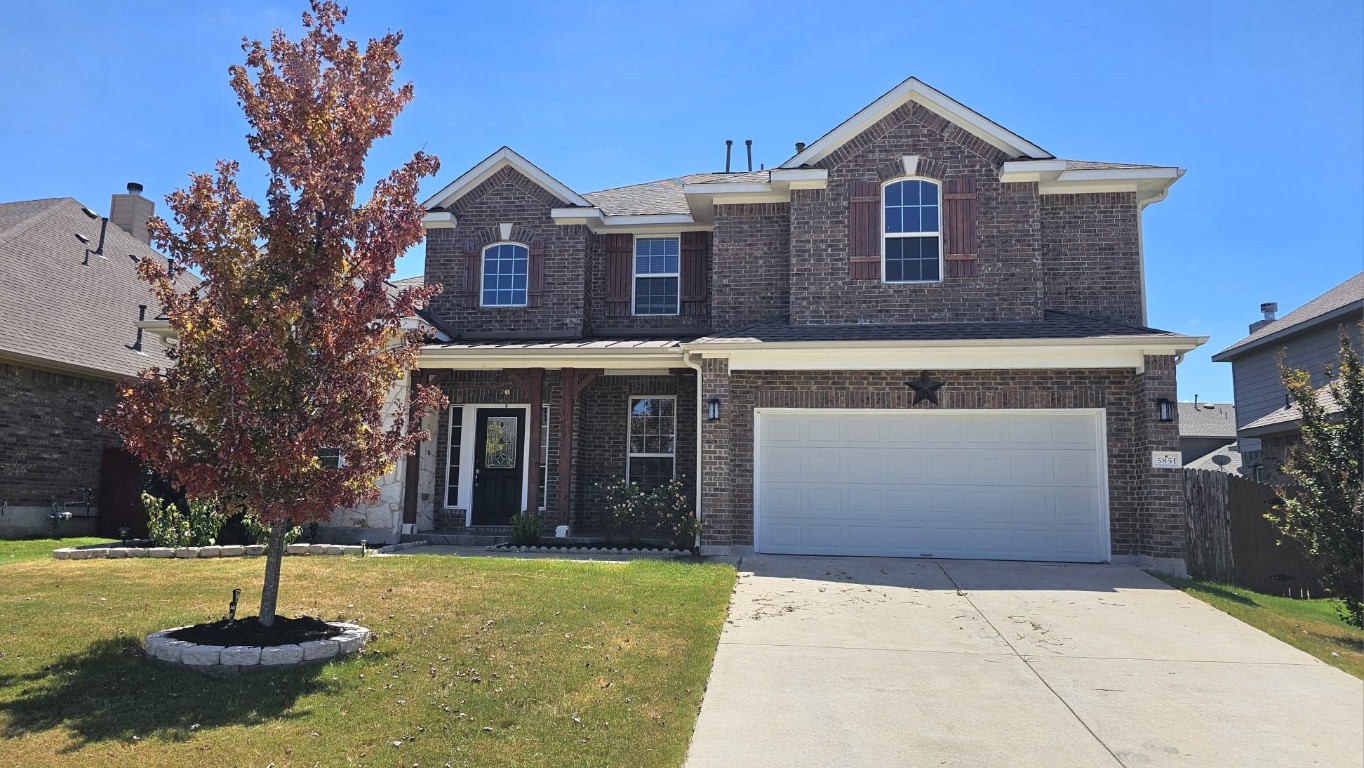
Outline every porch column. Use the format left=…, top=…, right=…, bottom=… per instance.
left=506, top=368, right=546, bottom=515
left=556, top=367, right=602, bottom=529
left=402, top=370, right=445, bottom=528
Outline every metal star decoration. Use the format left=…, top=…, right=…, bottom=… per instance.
left=907, top=371, right=944, bottom=405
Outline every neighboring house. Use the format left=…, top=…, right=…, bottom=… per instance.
left=1177, top=401, right=1237, bottom=464
left=1211, top=272, right=1363, bottom=480
left=366, top=76, right=1204, bottom=574
left=0, top=184, right=175, bottom=538
left=1238, top=385, right=1344, bottom=485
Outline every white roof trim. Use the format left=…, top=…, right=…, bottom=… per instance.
left=780, top=77, right=1052, bottom=169
left=549, top=208, right=707, bottom=233
left=422, top=147, right=592, bottom=211
left=999, top=161, right=1184, bottom=206
left=422, top=211, right=456, bottom=229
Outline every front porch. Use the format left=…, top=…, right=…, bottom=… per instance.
left=408, top=350, right=698, bottom=541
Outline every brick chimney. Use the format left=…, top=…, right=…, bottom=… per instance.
left=1248, top=301, right=1277, bottom=333
left=109, top=182, right=154, bottom=245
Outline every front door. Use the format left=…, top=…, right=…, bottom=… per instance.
left=472, top=408, right=525, bottom=526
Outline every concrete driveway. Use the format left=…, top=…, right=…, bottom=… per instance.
left=686, top=556, right=1363, bottom=768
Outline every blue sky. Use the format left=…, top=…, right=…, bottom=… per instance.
left=2, top=1, right=1360, bottom=401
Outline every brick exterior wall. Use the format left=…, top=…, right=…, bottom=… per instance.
left=789, top=102, right=1044, bottom=325
left=1041, top=192, right=1144, bottom=327
left=711, top=203, right=791, bottom=329
left=424, top=166, right=589, bottom=336
left=430, top=369, right=696, bottom=536
left=697, top=367, right=1188, bottom=563
left=0, top=362, right=118, bottom=506
left=585, top=234, right=713, bottom=335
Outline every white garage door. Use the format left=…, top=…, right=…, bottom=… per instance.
left=755, top=409, right=1108, bottom=562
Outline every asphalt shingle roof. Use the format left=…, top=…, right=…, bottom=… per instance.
left=582, top=171, right=770, bottom=216
left=692, top=311, right=1178, bottom=345
left=1241, top=385, right=1342, bottom=435
left=1185, top=443, right=1243, bottom=474
left=426, top=337, right=688, bottom=351
left=1214, top=273, right=1364, bottom=359
left=1061, top=160, right=1169, bottom=171
left=0, top=197, right=178, bottom=380
left=1178, top=402, right=1237, bottom=438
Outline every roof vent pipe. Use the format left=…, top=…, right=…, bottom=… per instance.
left=724, top=140, right=732, bottom=173
left=745, top=140, right=753, bottom=172
left=794, top=141, right=806, bottom=154
left=1248, top=301, right=1278, bottom=334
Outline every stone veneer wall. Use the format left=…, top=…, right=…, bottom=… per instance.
left=698, top=366, right=1188, bottom=566
left=0, top=362, right=118, bottom=537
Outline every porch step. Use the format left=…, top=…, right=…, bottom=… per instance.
left=412, top=532, right=507, bottom=547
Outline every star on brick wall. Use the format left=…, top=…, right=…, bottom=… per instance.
left=908, top=371, right=944, bottom=406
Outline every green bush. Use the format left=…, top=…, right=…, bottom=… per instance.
left=143, top=493, right=228, bottom=547
left=508, top=512, right=542, bottom=546
left=651, top=477, right=700, bottom=552
left=241, top=514, right=303, bottom=546
left=599, top=478, right=649, bottom=546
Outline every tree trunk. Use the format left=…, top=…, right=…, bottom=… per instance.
left=258, top=521, right=290, bottom=626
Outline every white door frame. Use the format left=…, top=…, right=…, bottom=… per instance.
left=752, top=407, right=1112, bottom=561
left=456, top=403, right=532, bottom=527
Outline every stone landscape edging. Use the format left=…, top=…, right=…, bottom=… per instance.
left=490, top=544, right=694, bottom=557
left=52, top=543, right=370, bottom=560
left=143, top=621, right=371, bottom=675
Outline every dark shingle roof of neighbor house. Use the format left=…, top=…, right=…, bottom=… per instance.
left=1240, top=385, right=1342, bottom=437
left=1185, top=443, right=1243, bottom=474
left=1213, top=272, right=1364, bottom=360
left=692, top=311, right=1181, bottom=345
left=1178, top=402, right=1237, bottom=438
left=0, top=197, right=180, bottom=380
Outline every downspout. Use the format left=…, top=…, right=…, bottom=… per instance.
left=682, top=349, right=704, bottom=550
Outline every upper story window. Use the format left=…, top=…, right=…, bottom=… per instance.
left=481, top=243, right=529, bottom=307
left=883, top=179, right=941, bottom=283
left=633, top=236, right=680, bottom=315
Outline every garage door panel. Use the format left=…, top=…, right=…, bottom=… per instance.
left=756, top=410, right=1107, bottom=563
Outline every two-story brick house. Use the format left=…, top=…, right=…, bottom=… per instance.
left=380, top=77, right=1203, bottom=573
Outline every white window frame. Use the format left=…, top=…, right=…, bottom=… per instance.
left=881, top=177, right=943, bottom=285
left=443, top=405, right=464, bottom=510
left=480, top=241, right=530, bottom=308
left=539, top=403, right=549, bottom=510
left=626, top=395, right=677, bottom=484
left=631, top=235, right=681, bottom=316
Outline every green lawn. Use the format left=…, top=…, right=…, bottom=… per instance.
left=0, top=546, right=736, bottom=767
left=1155, top=575, right=1364, bottom=679
left=0, top=538, right=115, bottom=565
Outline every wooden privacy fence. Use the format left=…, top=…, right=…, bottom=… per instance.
left=1183, top=468, right=1322, bottom=598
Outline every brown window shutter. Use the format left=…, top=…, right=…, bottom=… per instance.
left=603, top=233, right=633, bottom=317
left=943, top=178, right=978, bottom=279
left=461, top=241, right=481, bottom=307
left=527, top=238, right=545, bottom=307
left=680, top=231, right=710, bottom=316
left=847, top=180, right=881, bottom=280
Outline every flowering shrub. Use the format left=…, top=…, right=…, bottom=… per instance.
left=599, top=478, right=649, bottom=545
left=651, top=477, right=700, bottom=552
left=143, top=492, right=228, bottom=547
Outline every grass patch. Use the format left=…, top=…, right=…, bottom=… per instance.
left=0, top=547, right=736, bottom=766
left=0, top=538, right=115, bottom=566
left=1155, top=574, right=1364, bottom=679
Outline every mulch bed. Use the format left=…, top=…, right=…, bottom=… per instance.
left=168, top=615, right=341, bottom=647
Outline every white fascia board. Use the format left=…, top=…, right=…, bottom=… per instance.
left=686, top=335, right=1207, bottom=373
left=550, top=208, right=702, bottom=231
left=1001, top=163, right=1184, bottom=205
left=422, top=147, right=591, bottom=211
left=421, top=211, right=457, bottom=229
left=769, top=168, right=829, bottom=186
left=550, top=207, right=604, bottom=225
left=419, top=347, right=684, bottom=371
left=781, top=77, right=1051, bottom=169
left=136, top=318, right=175, bottom=340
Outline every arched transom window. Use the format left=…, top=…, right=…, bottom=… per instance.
left=883, top=178, right=941, bottom=283
left=481, top=242, right=529, bottom=307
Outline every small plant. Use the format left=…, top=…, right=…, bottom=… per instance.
left=242, top=513, right=303, bottom=547
left=651, top=477, right=700, bottom=552
left=143, top=492, right=228, bottom=547
left=508, top=511, right=543, bottom=547
left=599, top=478, right=649, bottom=546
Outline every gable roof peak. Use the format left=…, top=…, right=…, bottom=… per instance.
left=422, top=146, right=591, bottom=211
left=780, top=76, right=1052, bottom=169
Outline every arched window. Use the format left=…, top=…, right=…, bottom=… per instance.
left=882, top=178, right=941, bottom=283
left=481, top=242, right=529, bottom=307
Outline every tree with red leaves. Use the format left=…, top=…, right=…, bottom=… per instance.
left=102, top=2, right=445, bottom=626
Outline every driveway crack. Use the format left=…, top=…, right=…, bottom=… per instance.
left=936, top=563, right=1127, bottom=768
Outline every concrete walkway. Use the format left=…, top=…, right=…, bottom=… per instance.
left=686, top=556, right=1363, bottom=768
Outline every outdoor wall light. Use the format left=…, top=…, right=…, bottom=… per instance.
left=1157, top=398, right=1174, bottom=423
left=707, top=397, right=721, bottom=421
